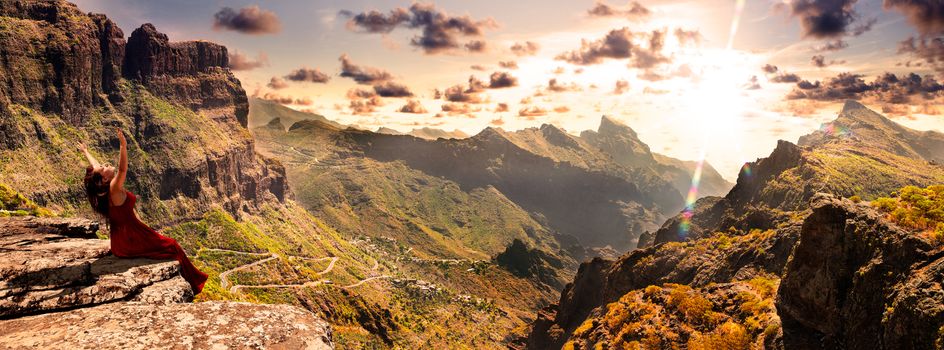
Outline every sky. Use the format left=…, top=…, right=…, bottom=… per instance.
left=72, top=0, right=944, bottom=180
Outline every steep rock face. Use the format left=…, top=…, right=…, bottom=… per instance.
left=777, top=194, right=944, bottom=349
left=0, top=1, right=287, bottom=224
left=0, top=0, right=124, bottom=124
left=124, top=23, right=249, bottom=127
left=0, top=216, right=192, bottom=317
left=0, top=302, right=334, bottom=349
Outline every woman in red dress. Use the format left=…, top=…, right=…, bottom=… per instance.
left=80, top=128, right=208, bottom=294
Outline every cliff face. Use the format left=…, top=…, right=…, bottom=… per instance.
left=0, top=216, right=334, bottom=349
left=777, top=194, right=944, bottom=349
left=0, top=0, right=286, bottom=223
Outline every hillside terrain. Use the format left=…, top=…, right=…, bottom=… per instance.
left=525, top=101, right=944, bottom=349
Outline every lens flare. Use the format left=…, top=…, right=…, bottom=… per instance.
left=726, top=0, right=747, bottom=50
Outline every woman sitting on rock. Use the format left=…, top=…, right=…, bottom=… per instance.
left=80, top=128, right=208, bottom=294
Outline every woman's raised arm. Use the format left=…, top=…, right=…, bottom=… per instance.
left=80, top=142, right=100, bottom=169
left=110, top=128, right=128, bottom=199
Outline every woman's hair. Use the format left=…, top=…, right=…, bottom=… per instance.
left=84, top=165, right=110, bottom=218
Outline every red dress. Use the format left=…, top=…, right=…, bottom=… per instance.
left=108, top=191, right=208, bottom=294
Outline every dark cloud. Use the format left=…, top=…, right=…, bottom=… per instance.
left=341, top=3, right=498, bottom=54
left=898, top=36, right=944, bottom=73
left=498, top=60, right=519, bottom=69
left=339, top=8, right=410, bottom=33
left=633, top=29, right=670, bottom=69
left=488, top=71, right=518, bottom=88
left=786, top=0, right=860, bottom=38
left=494, top=103, right=509, bottom=112
left=467, top=75, right=487, bottom=93
left=813, top=39, right=850, bottom=52
left=786, top=72, right=944, bottom=114
left=884, top=0, right=944, bottom=35
left=213, top=6, right=281, bottom=35
left=339, top=54, right=393, bottom=84
left=373, top=81, right=414, bottom=97
left=267, top=77, right=289, bottom=90
left=557, top=27, right=635, bottom=65
left=444, top=84, right=484, bottom=103
left=762, top=64, right=780, bottom=74
left=614, top=79, right=629, bottom=94
left=518, top=106, right=548, bottom=117
left=510, top=41, right=540, bottom=56
left=398, top=100, right=428, bottom=113
left=228, top=51, right=268, bottom=70
left=812, top=55, right=828, bottom=67
left=284, top=67, right=331, bottom=83
left=587, top=1, right=651, bottom=21
left=465, top=40, right=488, bottom=52
left=851, top=17, right=877, bottom=35
left=772, top=73, right=802, bottom=83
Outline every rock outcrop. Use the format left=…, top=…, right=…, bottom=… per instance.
left=777, top=194, right=944, bottom=349
left=0, top=302, right=333, bottom=349
left=0, top=216, right=335, bottom=349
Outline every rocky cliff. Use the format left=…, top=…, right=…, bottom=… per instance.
left=525, top=102, right=944, bottom=349
left=0, top=0, right=287, bottom=224
left=777, top=194, right=944, bottom=349
left=0, top=216, right=334, bottom=349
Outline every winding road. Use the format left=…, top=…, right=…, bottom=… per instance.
left=199, top=248, right=385, bottom=294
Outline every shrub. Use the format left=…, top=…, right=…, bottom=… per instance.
left=872, top=185, right=944, bottom=244
left=687, top=321, right=751, bottom=350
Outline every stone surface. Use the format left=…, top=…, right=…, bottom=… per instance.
left=0, top=301, right=334, bottom=350
left=0, top=216, right=192, bottom=318
left=777, top=194, right=944, bottom=349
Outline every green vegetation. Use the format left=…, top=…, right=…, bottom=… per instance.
left=872, top=185, right=944, bottom=244
left=0, top=183, right=51, bottom=217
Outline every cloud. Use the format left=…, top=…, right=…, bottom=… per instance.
left=341, top=3, right=498, bottom=54
left=213, top=6, right=281, bottom=35
left=786, top=71, right=944, bottom=115
left=490, top=116, right=505, bottom=125
left=785, top=0, right=862, bottom=38
left=284, top=67, right=331, bottom=83
left=898, top=36, right=944, bottom=73
left=883, top=0, right=944, bottom=35
left=465, top=40, right=488, bottom=53
left=762, top=64, right=780, bottom=74
left=441, top=102, right=481, bottom=115
left=470, top=64, right=489, bottom=71
left=772, top=73, right=802, bottom=83
left=442, top=75, right=490, bottom=103
left=553, top=106, right=571, bottom=113
left=494, top=103, right=509, bottom=112
left=257, top=92, right=311, bottom=106
left=544, top=78, right=582, bottom=93
left=518, top=106, right=548, bottom=118
left=349, top=96, right=384, bottom=115
left=557, top=28, right=636, bottom=65
left=229, top=51, right=268, bottom=70
left=674, top=28, right=703, bottom=46
left=398, top=100, right=428, bottom=113
left=614, top=79, right=630, bottom=94
left=813, top=39, right=850, bottom=52
left=488, top=71, right=518, bottom=88
left=510, top=41, right=540, bottom=56
left=498, top=60, right=518, bottom=69
left=339, top=54, right=393, bottom=84
left=267, top=77, right=289, bottom=90
left=373, top=81, right=414, bottom=97
left=744, top=75, right=762, bottom=90
left=811, top=54, right=846, bottom=67
left=587, top=1, right=651, bottom=21
left=346, top=88, right=377, bottom=99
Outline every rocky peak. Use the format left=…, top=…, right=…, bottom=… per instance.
left=538, top=123, right=582, bottom=149
left=123, top=23, right=228, bottom=81
left=266, top=117, right=286, bottom=131
left=597, top=115, right=639, bottom=139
